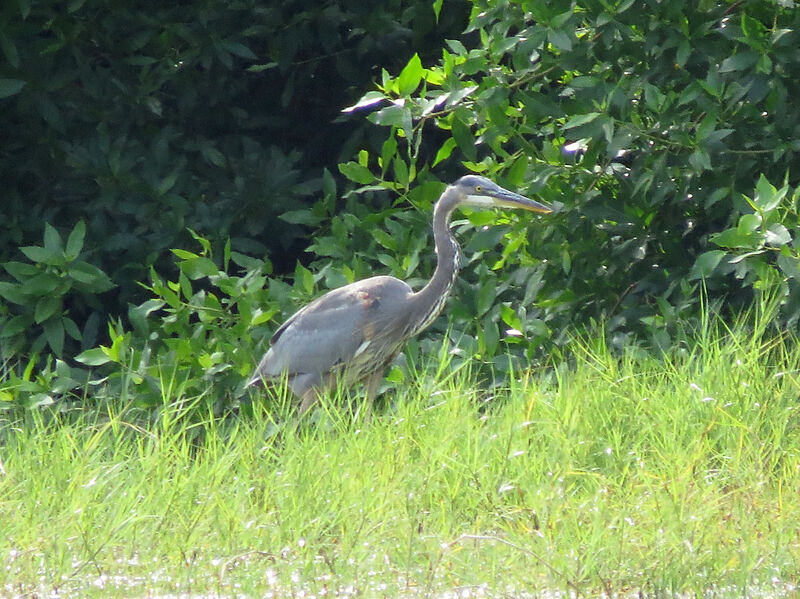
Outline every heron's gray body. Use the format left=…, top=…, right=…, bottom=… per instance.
left=251, top=275, right=416, bottom=400
left=248, top=175, right=551, bottom=415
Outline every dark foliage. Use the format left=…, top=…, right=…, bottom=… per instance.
left=2, top=0, right=800, bottom=408
left=327, top=0, right=800, bottom=357
left=0, top=0, right=468, bottom=358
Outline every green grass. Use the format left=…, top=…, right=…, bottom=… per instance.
left=1, top=319, right=799, bottom=597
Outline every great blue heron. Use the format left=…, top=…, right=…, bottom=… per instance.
left=248, top=175, right=551, bottom=414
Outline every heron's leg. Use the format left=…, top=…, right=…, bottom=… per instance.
left=297, top=388, right=320, bottom=416
left=359, top=371, right=382, bottom=421
left=292, top=372, right=328, bottom=418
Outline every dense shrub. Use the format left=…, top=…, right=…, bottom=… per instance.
left=318, top=0, right=800, bottom=356
left=0, top=2, right=468, bottom=290
left=2, top=0, right=800, bottom=408
left=0, top=0, right=468, bottom=359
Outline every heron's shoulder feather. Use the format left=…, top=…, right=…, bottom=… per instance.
left=255, top=276, right=412, bottom=378
left=270, top=276, right=409, bottom=341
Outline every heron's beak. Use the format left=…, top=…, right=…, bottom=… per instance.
left=491, top=188, right=552, bottom=214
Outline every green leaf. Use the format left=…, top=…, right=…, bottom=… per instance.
left=561, top=247, right=572, bottom=275
left=65, top=220, right=86, bottom=259
left=222, top=40, right=257, bottom=59
left=17, top=0, right=31, bottom=19
left=465, top=211, right=498, bottom=227
left=741, top=14, right=767, bottom=47
left=477, top=276, right=497, bottom=316
left=222, top=237, right=231, bottom=272
left=0, top=33, right=20, bottom=69
left=432, top=0, right=443, bottom=21
left=295, top=263, right=315, bottom=295
left=397, top=53, right=423, bottom=96
left=777, top=253, right=800, bottom=280
left=250, top=307, right=279, bottom=327
left=0, top=78, right=26, bottom=98
left=481, top=313, right=499, bottom=355
left=451, top=115, right=476, bottom=161
left=246, top=62, right=278, bottom=73
left=690, top=250, right=726, bottom=279
left=765, top=224, right=791, bottom=247
left=711, top=228, right=759, bottom=250
left=380, top=134, right=398, bottom=171
left=63, top=316, right=81, bottom=341
left=22, top=272, right=62, bottom=296
left=738, top=213, right=762, bottom=235
left=338, top=161, right=374, bottom=185
left=43, top=223, right=64, bottom=253
left=200, top=292, right=222, bottom=320
left=171, top=249, right=199, bottom=260
left=231, top=251, right=267, bottom=271
left=506, top=155, right=529, bottom=186
left=189, top=230, right=212, bottom=255
left=753, top=174, right=786, bottom=212
left=34, top=295, right=61, bottom=324
left=43, top=316, right=65, bottom=356
left=3, top=261, right=38, bottom=281
left=563, top=112, right=600, bottom=129
left=393, top=157, right=409, bottom=186
left=465, top=226, right=505, bottom=253
left=68, top=262, right=114, bottom=292
left=0, top=281, right=26, bottom=304
left=676, top=39, right=691, bottom=68
left=201, top=145, right=226, bottom=168
left=322, top=168, right=336, bottom=199
left=689, top=149, right=711, bottom=173
left=446, top=39, right=467, bottom=55
left=756, top=54, right=772, bottom=75
left=0, top=314, right=31, bottom=337
left=703, top=129, right=734, bottom=146
left=157, top=172, right=178, bottom=195
left=433, top=138, right=457, bottom=166
left=548, top=28, right=572, bottom=51
left=75, top=347, right=111, bottom=366
left=371, top=229, right=396, bottom=251
left=125, top=55, right=159, bottom=66
left=179, top=256, right=220, bottom=280
left=500, top=304, right=523, bottom=331
left=719, top=51, right=758, bottom=73
left=279, top=209, right=323, bottom=226
left=386, top=366, right=405, bottom=383
left=128, top=298, right=166, bottom=331
left=370, top=104, right=407, bottom=129
left=445, top=85, right=478, bottom=108
left=36, top=94, right=62, bottom=128
left=342, top=91, right=386, bottom=113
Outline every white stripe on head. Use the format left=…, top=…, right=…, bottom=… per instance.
left=463, top=194, right=496, bottom=207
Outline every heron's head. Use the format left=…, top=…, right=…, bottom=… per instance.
left=452, top=175, right=551, bottom=214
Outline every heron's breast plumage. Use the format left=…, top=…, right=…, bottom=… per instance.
left=406, top=235, right=461, bottom=338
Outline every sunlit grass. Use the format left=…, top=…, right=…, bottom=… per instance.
left=1, top=317, right=799, bottom=597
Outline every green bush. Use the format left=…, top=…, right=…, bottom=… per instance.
left=692, top=175, right=800, bottom=326
left=0, top=221, right=113, bottom=358
left=68, top=233, right=278, bottom=408
left=4, top=1, right=800, bottom=409
left=0, top=0, right=469, bottom=337
left=315, top=0, right=800, bottom=356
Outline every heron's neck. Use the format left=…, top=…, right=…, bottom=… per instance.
left=408, top=187, right=461, bottom=336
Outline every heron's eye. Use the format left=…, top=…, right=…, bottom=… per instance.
left=474, top=185, right=482, bottom=192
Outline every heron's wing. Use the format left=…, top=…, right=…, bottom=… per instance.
left=249, top=277, right=412, bottom=386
